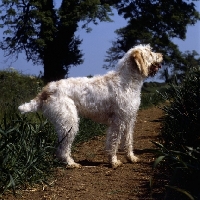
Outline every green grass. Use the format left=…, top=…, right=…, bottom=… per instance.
left=140, top=82, right=168, bottom=109
left=0, top=112, right=57, bottom=194
left=74, top=117, right=106, bottom=145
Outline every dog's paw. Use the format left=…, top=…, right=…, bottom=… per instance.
left=66, top=163, right=82, bottom=169
left=111, top=160, right=123, bottom=169
left=127, top=155, right=139, bottom=163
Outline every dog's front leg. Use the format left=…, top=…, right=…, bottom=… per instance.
left=124, top=121, right=139, bottom=163
left=105, top=124, right=123, bottom=169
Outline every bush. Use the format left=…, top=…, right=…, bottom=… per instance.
left=152, top=67, right=200, bottom=200
left=160, top=67, right=200, bottom=149
left=0, top=69, right=43, bottom=117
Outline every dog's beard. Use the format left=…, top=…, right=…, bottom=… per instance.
left=149, top=63, right=162, bottom=76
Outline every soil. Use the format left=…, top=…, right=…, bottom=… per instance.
left=3, top=106, right=166, bottom=200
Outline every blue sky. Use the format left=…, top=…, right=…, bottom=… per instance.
left=0, top=1, right=199, bottom=80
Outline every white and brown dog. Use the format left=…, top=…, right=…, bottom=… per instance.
left=19, top=44, right=163, bottom=169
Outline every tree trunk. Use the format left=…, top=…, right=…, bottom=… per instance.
left=43, top=61, right=66, bottom=83
left=42, top=45, right=67, bottom=82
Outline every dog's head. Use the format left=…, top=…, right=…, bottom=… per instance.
left=130, top=44, right=163, bottom=77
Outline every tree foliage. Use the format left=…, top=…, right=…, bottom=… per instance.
left=0, top=0, right=199, bottom=82
left=104, top=0, right=200, bottom=74
left=160, top=50, right=200, bottom=83
left=0, top=0, right=112, bottom=81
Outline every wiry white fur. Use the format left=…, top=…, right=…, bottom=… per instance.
left=18, top=44, right=163, bottom=169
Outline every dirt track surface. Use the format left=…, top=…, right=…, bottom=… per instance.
left=3, top=106, right=165, bottom=200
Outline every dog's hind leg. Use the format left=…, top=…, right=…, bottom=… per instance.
left=56, top=124, right=81, bottom=168
left=43, top=98, right=81, bottom=168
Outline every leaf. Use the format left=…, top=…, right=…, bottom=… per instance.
left=0, top=129, right=7, bottom=137
left=153, top=155, right=165, bottom=169
left=166, top=185, right=194, bottom=200
left=5, top=127, right=17, bottom=134
left=151, top=141, right=164, bottom=148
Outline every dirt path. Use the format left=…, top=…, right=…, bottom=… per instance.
left=3, top=106, right=164, bottom=200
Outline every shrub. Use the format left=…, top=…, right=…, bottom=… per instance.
left=160, top=67, right=200, bottom=149
left=152, top=67, right=200, bottom=200
left=0, top=69, right=43, bottom=117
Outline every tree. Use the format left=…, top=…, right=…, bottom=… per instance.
left=161, top=50, right=200, bottom=83
left=103, top=0, right=200, bottom=74
left=0, top=0, right=112, bottom=82
left=1, top=1, right=199, bottom=82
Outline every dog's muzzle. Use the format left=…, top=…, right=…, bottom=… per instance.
left=149, top=63, right=162, bottom=76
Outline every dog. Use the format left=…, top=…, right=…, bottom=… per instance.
left=18, top=44, right=163, bottom=169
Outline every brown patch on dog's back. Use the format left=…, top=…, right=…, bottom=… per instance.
left=35, top=84, right=54, bottom=105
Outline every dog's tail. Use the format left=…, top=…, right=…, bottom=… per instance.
left=18, top=98, right=40, bottom=114
left=18, top=82, right=56, bottom=114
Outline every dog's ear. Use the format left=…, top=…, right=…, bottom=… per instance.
left=131, top=50, right=148, bottom=77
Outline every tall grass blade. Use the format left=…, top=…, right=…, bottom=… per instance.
left=8, top=174, right=16, bottom=195
left=166, top=185, right=194, bottom=200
